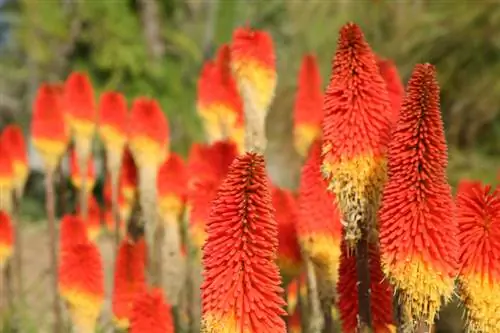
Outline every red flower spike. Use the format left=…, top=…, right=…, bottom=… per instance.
left=187, top=140, right=238, bottom=248
left=378, top=64, right=458, bottom=323
left=231, top=27, right=277, bottom=113
left=129, top=97, right=169, bottom=169
left=297, top=140, right=342, bottom=283
left=69, top=148, right=96, bottom=193
left=201, top=152, right=286, bottom=333
left=0, top=141, right=14, bottom=211
left=112, top=237, right=147, bottom=329
left=31, top=84, right=69, bottom=171
left=321, top=23, right=392, bottom=248
left=293, top=54, right=323, bottom=156
left=0, top=211, right=14, bottom=268
left=456, top=182, right=500, bottom=332
left=98, top=91, right=129, bottom=152
left=271, top=186, right=302, bottom=284
left=130, top=288, right=174, bottom=333
left=64, top=72, right=96, bottom=139
left=1, top=125, right=28, bottom=195
left=376, top=56, right=405, bottom=124
left=121, top=147, right=138, bottom=204
left=58, top=242, right=104, bottom=332
left=157, top=153, right=187, bottom=223
left=337, top=241, right=394, bottom=333
left=59, top=214, right=88, bottom=253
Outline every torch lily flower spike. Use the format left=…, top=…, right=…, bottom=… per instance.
left=456, top=181, right=500, bottom=333
left=378, top=64, right=458, bottom=324
left=321, top=23, right=393, bottom=249
left=130, top=288, right=174, bottom=333
left=31, top=84, right=69, bottom=173
left=59, top=214, right=88, bottom=253
left=58, top=241, right=104, bottom=333
left=297, top=140, right=342, bottom=284
left=293, top=54, right=323, bottom=157
left=271, top=186, right=302, bottom=285
left=112, top=237, right=147, bottom=329
left=1, top=125, right=28, bottom=198
left=376, top=56, right=405, bottom=125
left=0, top=141, right=14, bottom=212
left=337, top=240, right=395, bottom=333
left=0, top=211, right=13, bottom=269
left=157, top=152, right=187, bottom=224
left=69, top=147, right=96, bottom=194
left=201, top=153, right=286, bottom=333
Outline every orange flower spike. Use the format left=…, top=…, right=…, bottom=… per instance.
left=98, top=91, right=128, bottom=160
left=0, top=211, right=14, bottom=268
left=59, top=214, right=88, bottom=253
left=231, top=27, right=277, bottom=114
left=456, top=182, right=500, bottom=332
left=157, top=152, right=187, bottom=224
left=130, top=288, right=174, bottom=333
left=376, top=57, right=405, bottom=125
left=378, top=64, right=458, bottom=323
left=0, top=141, right=14, bottom=211
left=69, top=148, right=96, bottom=193
left=59, top=242, right=104, bottom=332
left=337, top=241, right=395, bottom=333
left=293, top=54, right=323, bottom=156
left=321, top=23, right=392, bottom=248
left=201, top=153, right=286, bottom=333
left=31, top=84, right=69, bottom=172
left=112, top=237, right=147, bottom=329
left=297, top=140, right=342, bottom=283
left=1, top=125, right=28, bottom=197
left=272, top=187, right=302, bottom=284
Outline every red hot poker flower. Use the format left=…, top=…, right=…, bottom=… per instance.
left=321, top=23, right=393, bottom=248
left=59, top=214, right=88, bottom=253
left=271, top=186, right=302, bottom=284
left=0, top=141, right=13, bottom=211
left=231, top=27, right=277, bottom=115
left=98, top=91, right=129, bottom=155
left=376, top=56, right=405, bottom=124
left=31, top=84, right=69, bottom=172
left=201, top=152, right=286, bottom=333
left=69, top=148, right=96, bottom=193
left=130, top=288, right=174, bottom=333
left=297, top=140, right=342, bottom=283
left=456, top=181, right=500, bottom=332
left=112, top=237, right=147, bottom=329
left=293, top=54, right=323, bottom=157
left=157, top=152, right=187, bottom=224
left=1, top=125, right=28, bottom=196
left=59, top=242, right=104, bottom=332
left=337, top=241, right=394, bottom=333
left=378, top=64, right=458, bottom=323
left=64, top=72, right=96, bottom=139
left=0, top=211, right=13, bottom=268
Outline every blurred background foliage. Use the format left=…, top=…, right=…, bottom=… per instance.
left=0, top=0, right=499, bottom=209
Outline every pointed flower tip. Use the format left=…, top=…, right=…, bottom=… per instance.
left=64, top=72, right=96, bottom=138
left=59, top=242, right=104, bottom=330
left=112, top=237, right=147, bottom=329
left=231, top=27, right=275, bottom=71
left=158, top=153, right=187, bottom=219
left=338, top=22, right=365, bottom=46
left=99, top=91, right=129, bottom=149
left=130, top=288, right=174, bottom=333
left=456, top=182, right=500, bottom=332
left=202, top=152, right=286, bottom=333
left=129, top=98, right=169, bottom=167
left=0, top=211, right=13, bottom=266
left=60, top=214, right=89, bottom=252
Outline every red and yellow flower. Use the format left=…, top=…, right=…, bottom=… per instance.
left=1, top=125, right=28, bottom=197
left=376, top=56, right=405, bottom=125
left=456, top=181, right=500, bottom=332
left=201, top=153, right=286, bottom=333
left=321, top=23, right=392, bottom=248
left=31, top=84, right=69, bottom=172
left=69, top=147, right=96, bottom=193
left=59, top=214, right=88, bottom=253
left=112, top=237, right=147, bottom=329
left=293, top=54, right=323, bottom=157
left=0, top=141, right=14, bottom=212
left=130, top=288, right=174, bottom=333
left=379, top=64, right=458, bottom=324
left=0, top=211, right=13, bottom=269
left=157, top=152, right=187, bottom=224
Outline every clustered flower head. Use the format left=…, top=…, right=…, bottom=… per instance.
left=157, top=152, right=187, bottom=224
left=0, top=141, right=14, bottom=212
left=378, top=63, right=458, bottom=324
left=0, top=211, right=13, bottom=268
left=321, top=23, right=392, bottom=249
left=293, top=54, right=323, bottom=157
left=1, top=125, right=28, bottom=198
left=201, top=153, right=286, bottom=333
left=456, top=181, right=500, bottom=332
